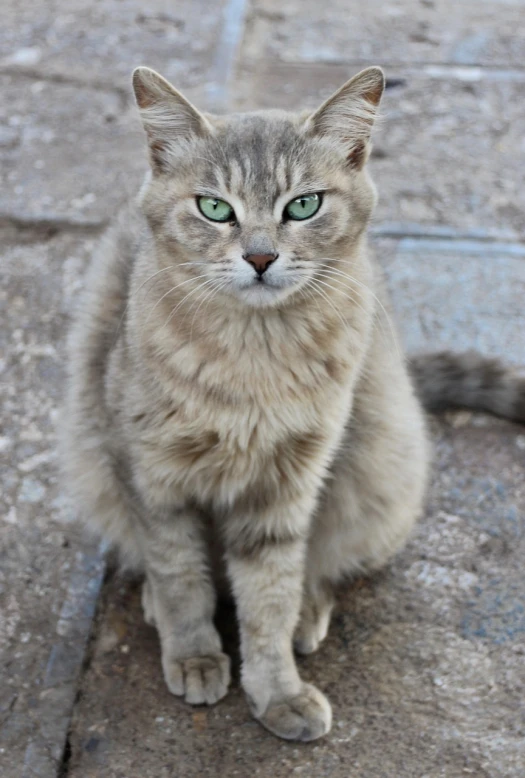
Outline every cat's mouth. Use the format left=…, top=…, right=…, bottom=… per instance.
left=233, top=274, right=300, bottom=308
left=240, top=276, right=280, bottom=291
left=254, top=276, right=275, bottom=288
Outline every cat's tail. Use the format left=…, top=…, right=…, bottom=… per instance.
left=409, top=351, right=525, bottom=423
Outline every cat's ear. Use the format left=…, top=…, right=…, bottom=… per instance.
left=306, top=67, right=385, bottom=169
left=132, top=67, right=212, bottom=173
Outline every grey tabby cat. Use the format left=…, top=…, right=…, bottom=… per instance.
left=60, top=65, right=525, bottom=741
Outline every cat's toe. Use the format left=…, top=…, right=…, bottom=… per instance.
left=163, top=653, right=231, bottom=705
left=294, top=610, right=328, bottom=654
left=293, top=584, right=334, bottom=656
left=293, top=632, right=321, bottom=655
left=257, top=683, right=332, bottom=741
left=293, top=605, right=332, bottom=655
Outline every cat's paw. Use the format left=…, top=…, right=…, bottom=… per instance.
left=293, top=621, right=327, bottom=655
left=257, top=683, right=332, bottom=741
left=293, top=593, right=333, bottom=655
left=162, top=653, right=231, bottom=705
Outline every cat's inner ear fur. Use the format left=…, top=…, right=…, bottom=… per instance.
left=306, top=66, right=385, bottom=169
left=132, top=67, right=213, bottom=173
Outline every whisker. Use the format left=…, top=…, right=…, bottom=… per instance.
left=305, top=279, right=352, bottom=339
left=312, top=271, right=402, bottom=361
left=114, top=261, right=215, bottom=340
left=162, top=277, right=219, bottom=331
left=312, top=274, right=389, bottom=343
left=313, top=272, right=387, bottom=345
left=313, top=270, right=378, bottom=329
left=146, top=273, right=211, bottom=323
left=315, top=261, right=400, bottom=355
left=184, top=277, right=223, bottom=324
left=112, top=264, right=177, bottom=345
left=188, top=280, right=229, bottom=344
left=298, top=282, right=324, bottom=318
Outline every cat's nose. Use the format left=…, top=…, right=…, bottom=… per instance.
left=243, top=252, right=278, bottom=277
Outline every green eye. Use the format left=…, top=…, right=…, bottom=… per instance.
left=197, top=196, right=234, bottom=222
left=285, top=193, right=322, bottom=221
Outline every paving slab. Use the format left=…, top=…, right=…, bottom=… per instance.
left=375, top=236, right=525, bottom=366
left=0, top=0, right=236, bottom=226
left=233, top=66, right=525, bottom=236
left=242, top=0, right=525, bottom=68
left=66, top=416, right=525, bottom=778
left=0, top=73, right=144, bottom=225
left=1, top=0, right=229, bottom=92
left=0, top=229, right=103, bottom=778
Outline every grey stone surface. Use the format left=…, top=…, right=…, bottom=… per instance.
left=0, top=73, right=144, bottom=224
left=21, top=549, right=105, bottom=778
left=0, top=0, right=232, bottom=224
left=375, top=236, right=525, bottom=366
left=1, top=0, right=228, bottom=91
left=0, top=231, right=98, bottom=778
left=242, top=0, right=525, bottom=68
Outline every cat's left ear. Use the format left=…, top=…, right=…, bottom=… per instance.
left=306, top=67, right=385, bottom=169
left=132, top=67, right=213, bottom=173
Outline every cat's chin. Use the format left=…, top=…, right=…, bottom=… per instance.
left=232, top=280, right=297, bottom=309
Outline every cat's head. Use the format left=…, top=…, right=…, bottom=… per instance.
left=133, top=66, right=384, bottom=309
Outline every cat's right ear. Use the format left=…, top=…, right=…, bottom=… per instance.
left=306, top=67, right=385, bottom=170
left=132, top=67, right=212, bottom=174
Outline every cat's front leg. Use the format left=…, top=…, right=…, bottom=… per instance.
left=140, top=505, right=230, bottom=705
left=225, top=496, right=332, bottom=741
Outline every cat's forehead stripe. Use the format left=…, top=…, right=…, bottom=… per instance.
left=207, top=116, right=314, bottom=201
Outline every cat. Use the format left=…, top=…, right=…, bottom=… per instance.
left=60, top=65, right=525, bottom=742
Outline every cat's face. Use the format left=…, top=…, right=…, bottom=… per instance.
left=134, top=67, right=384, bottom=309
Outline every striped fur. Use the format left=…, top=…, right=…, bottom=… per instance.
left=411, top=352, right=525, bottom=422
left=60, top=66, right=523, bottom=742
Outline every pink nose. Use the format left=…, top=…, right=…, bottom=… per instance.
left=243, top=253, right=278, bottom=276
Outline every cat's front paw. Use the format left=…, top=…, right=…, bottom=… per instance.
left=162, top=652, right=231, bottom=705
left=293, top=589, right=334, bottom=655
left=293, top=619, right=328, bottom=655
left=257, top=683, right=332, bottom=741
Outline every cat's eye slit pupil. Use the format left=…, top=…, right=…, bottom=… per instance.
left=197, top=195, right=234, bottom=222
left=284, top=192, right=322, bottom=221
